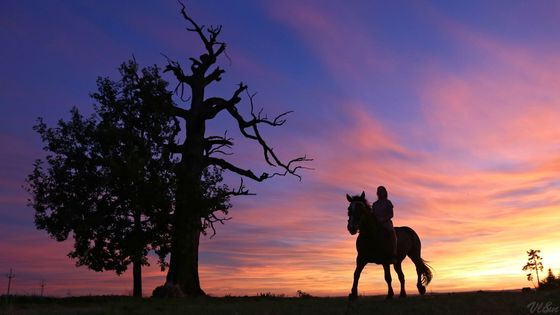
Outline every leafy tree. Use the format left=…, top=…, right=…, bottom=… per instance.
left=26, top=60, right=229, bottom=297
left=522, top=249, right=544, bottom=288
left=155, top=3, right=310, bottom=296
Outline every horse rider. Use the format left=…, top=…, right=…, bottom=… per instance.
left=371, top=186, right=397, bottom=261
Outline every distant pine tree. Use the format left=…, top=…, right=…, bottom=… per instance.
left=522, top=249, right=544, bottom=288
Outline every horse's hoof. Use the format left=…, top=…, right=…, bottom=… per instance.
left=348, top=293, right=358, bottom=301
left=385, top=295, right=393, bottom=300
left=399, top=293, right=407, bottom=299
left=418, top=285, right=426, bottom=295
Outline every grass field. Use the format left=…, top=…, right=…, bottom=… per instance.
left=1, top=290, right=558, bottom=315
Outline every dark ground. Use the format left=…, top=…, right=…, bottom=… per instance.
left=1, top=289, right=558, bottom=315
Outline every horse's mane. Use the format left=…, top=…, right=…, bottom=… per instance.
left=352, top=195, right=372, bottom=210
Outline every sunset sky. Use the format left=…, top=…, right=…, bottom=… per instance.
left=1, top=1, right=559, bottom=297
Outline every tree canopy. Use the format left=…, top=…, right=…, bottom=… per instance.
left=26, top=60, right=231, bottom=296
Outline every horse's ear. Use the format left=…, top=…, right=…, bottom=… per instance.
left=360, top=191, right=365, bottom=199
left=346, top=194, right=353, bottom=202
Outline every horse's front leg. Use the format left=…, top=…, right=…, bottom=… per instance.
left=383, top=263, right=394, bottom=300
left=349, top=258, right=367, bottom=301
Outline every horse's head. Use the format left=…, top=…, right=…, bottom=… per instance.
left=346, top=191, right=370, bottom=235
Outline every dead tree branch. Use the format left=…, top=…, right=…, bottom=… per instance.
left=203, top=83, right=247, bottom=119
left=222, top=89, right=313, bottom=180
left=177, top=0, right=226, bottom=77
left=204, top=133, right=234, bottom=156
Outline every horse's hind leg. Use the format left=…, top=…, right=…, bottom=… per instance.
left=393, top=261, right=406, bottom=298
left=383, top=263, right=394, bottom=300
left=349, top=258, right=366, bottom=301
left=404, top=229, right=431, bottom=295
left=414, top=260, right=427, bottom=295
left=409, top=252, right=427, bottom=295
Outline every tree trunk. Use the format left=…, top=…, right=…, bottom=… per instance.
left=166, top=213, right=204, bottom=296
left=132, top=259, right=142, bottom=297
left=132, top=210, right=143, bottom=297
left=165, top=108, right=206, bottom=296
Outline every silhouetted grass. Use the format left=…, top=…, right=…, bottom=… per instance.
left=1, top=290, right=558, bottom=315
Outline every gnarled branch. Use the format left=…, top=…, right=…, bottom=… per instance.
left=203, top=83, right=247, bottom=119
left=168, top=105, right=190, bottom=121
left=224, top=90, right=313, bottom=180
left=178, top=0, right=226, bottom=75
left=162, top=53, right=193, bottom=102
left=200, top=177, right=252, bottom=238
left=162, top=54, right=192, bottom=84
left=204, top=133, right=234, bottom=156
left=178, top=1, right=210, bottom=52
left=204, top=67, right=225, bottom=86
left=202, top=212, right=231, bottom=238
left=206, top=157, right=270, bottom=182
left=224, top=178, right=254, bottom=197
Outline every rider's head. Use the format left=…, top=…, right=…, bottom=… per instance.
left=377, top=186, right=388, bottom=200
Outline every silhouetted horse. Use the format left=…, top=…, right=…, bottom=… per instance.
left=346, top=192, right=432, bottom=300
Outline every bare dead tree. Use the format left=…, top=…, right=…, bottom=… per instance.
left=154, top=2, right=311, bottom=296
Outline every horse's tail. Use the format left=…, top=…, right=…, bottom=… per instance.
left=405, top=227, right=434, bottom=287
left=417, top=258, right=433, bottom=286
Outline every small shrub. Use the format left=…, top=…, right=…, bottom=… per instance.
left=296, top=290, right=312, bottom=298
left=151, top=285, right=184, bottom=298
